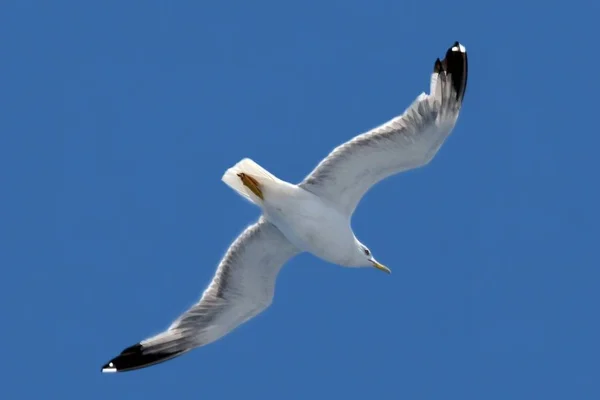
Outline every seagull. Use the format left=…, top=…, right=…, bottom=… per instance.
left=101, top=41, right=468, bottom=373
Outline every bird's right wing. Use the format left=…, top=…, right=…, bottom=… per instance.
left=101, top=217, right=299, bottom=373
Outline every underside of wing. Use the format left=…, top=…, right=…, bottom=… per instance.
left=299, top=41, right=468, bottom=215
left=101, top=218, right=299, bottom=373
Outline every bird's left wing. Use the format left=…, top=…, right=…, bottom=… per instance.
left=101, top=217, right=299, bottom=373
left=299, top=42, right=468, bottom=216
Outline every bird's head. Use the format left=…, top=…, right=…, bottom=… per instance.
left=353, top=241, right=391, bottom=274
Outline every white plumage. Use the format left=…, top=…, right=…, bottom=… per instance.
left=102, top=41, right=468, bottom=373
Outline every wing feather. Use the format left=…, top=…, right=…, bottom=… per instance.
left=102, top=217, right=299, bottom=372
left=299, top=42, right=468, bottom=215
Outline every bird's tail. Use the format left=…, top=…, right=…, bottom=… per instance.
left=222, top=158, right=279, bottom=205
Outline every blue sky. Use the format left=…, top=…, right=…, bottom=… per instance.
left=1, top=0, right=598, bottom=399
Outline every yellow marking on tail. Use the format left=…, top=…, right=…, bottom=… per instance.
left=237, top=173, right=264, bottom=200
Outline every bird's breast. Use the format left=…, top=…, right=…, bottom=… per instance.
left=263, top=187, right=355, bottom=265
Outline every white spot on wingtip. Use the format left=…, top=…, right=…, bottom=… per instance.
left=452, top=44, right=466, bottom=53
left=102, top=362, right=117, bottom=373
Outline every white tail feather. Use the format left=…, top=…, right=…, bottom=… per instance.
left=222, top=158, right=277, bottom=205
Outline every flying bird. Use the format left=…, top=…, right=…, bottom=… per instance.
left=101, top=41, right=468, bottom=373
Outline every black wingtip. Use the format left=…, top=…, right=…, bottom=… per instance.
left=433, top=58, right=443, bottom=74
left=101, top=343, right=186, bottom=373
left=436, top=41, right=468, bottom=103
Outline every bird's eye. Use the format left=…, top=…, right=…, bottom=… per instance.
left=364, top=249, right=370, bottom=256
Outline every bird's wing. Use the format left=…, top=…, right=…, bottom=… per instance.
left=299, top=42, right=468, bottom=216
left=101, top=217, right=299, bottom=373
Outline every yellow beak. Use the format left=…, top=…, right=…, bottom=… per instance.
left=371, top=260, right=391, bottom=274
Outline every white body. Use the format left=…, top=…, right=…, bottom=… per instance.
left=222, top=158, right=361, bottom=266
